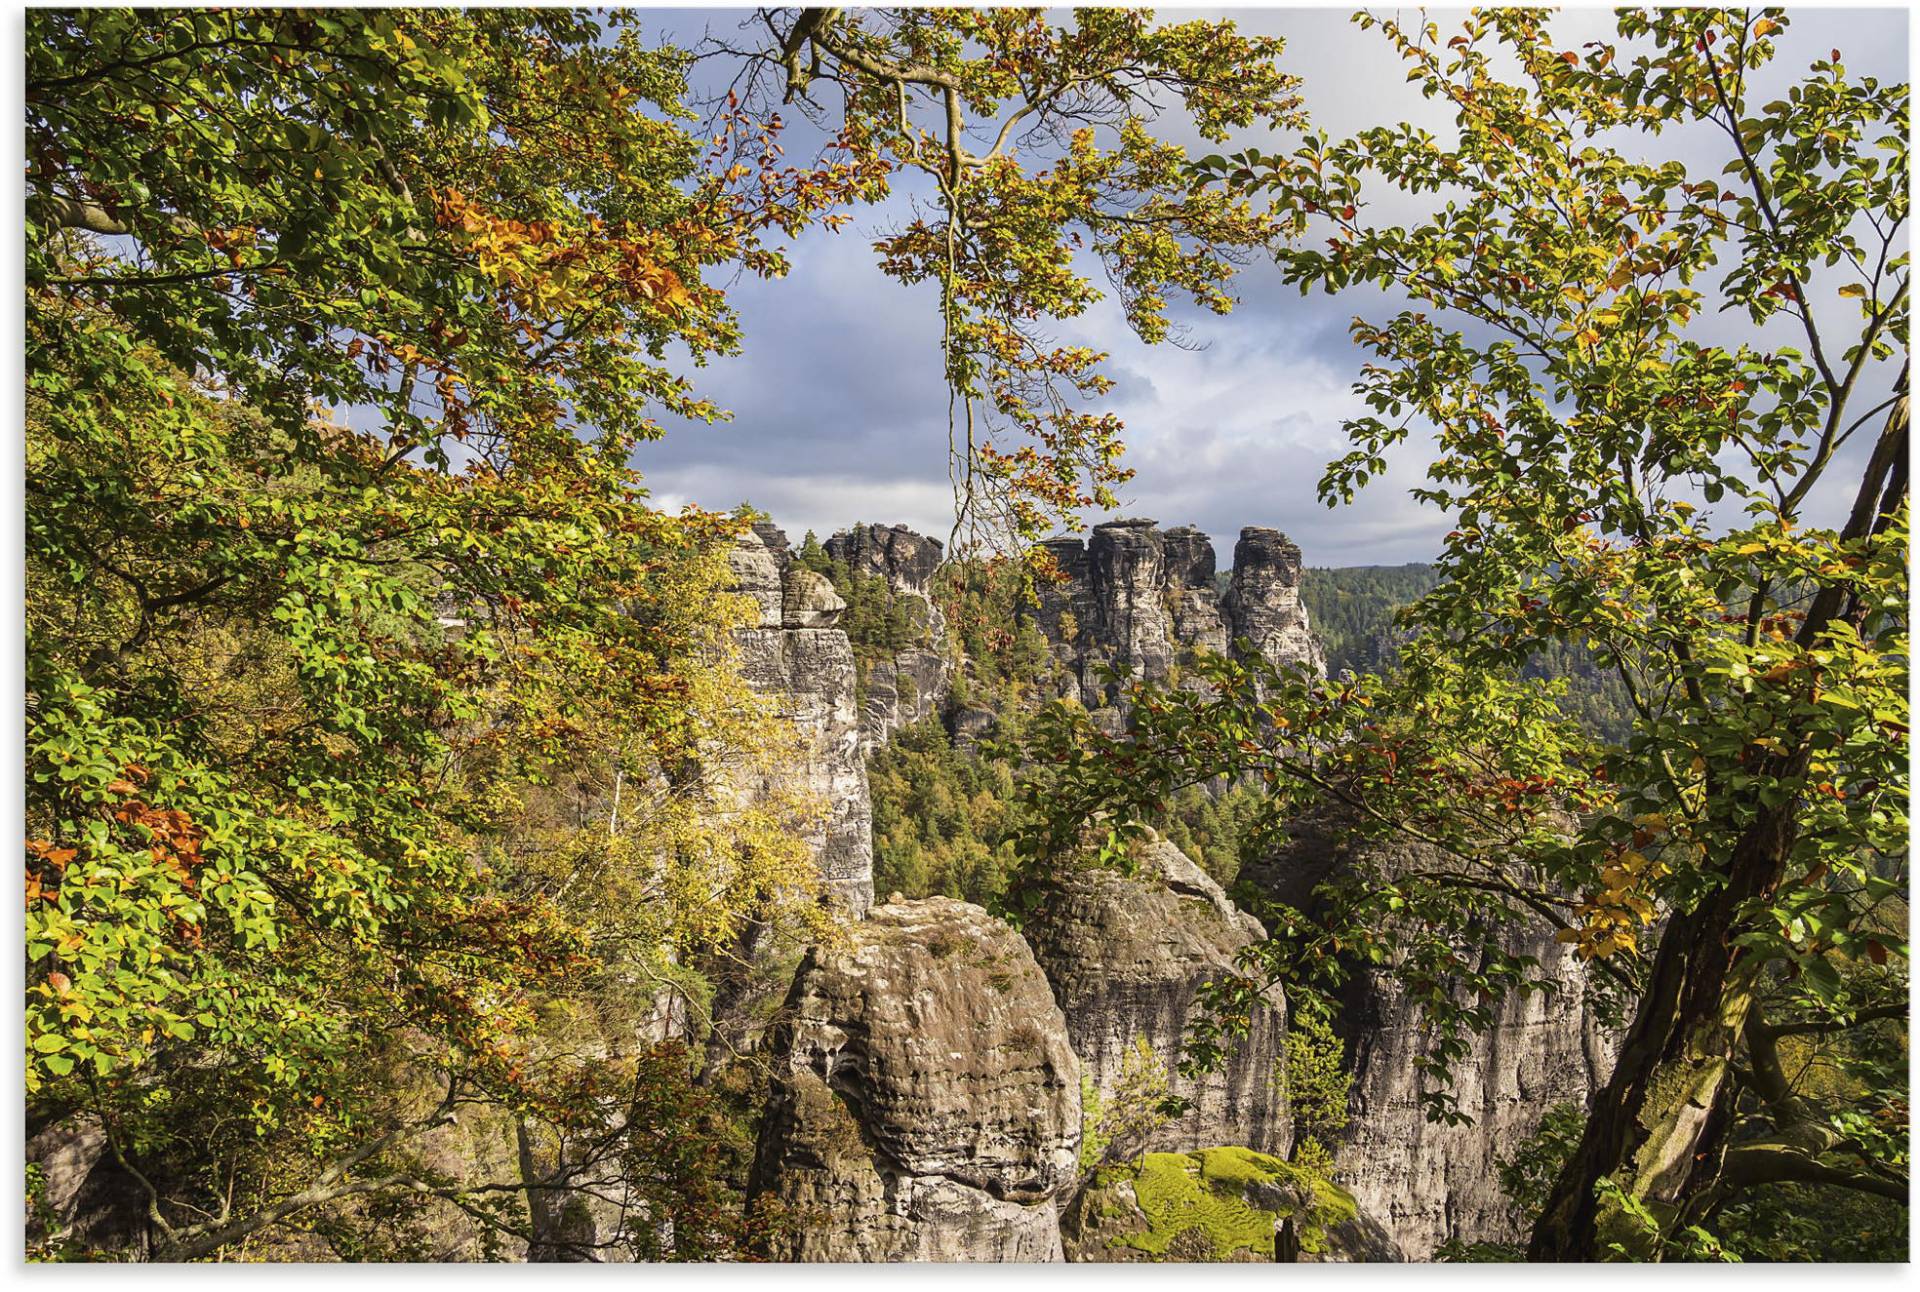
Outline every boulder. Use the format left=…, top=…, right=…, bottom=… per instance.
left=1024, top=832, right=1288, bottom=1156
left=781, top=568, right=847, bottom=629
left=749, top=898, right=1081, bottom=1261
left=1059, top=1147, right=1390, bottom=1262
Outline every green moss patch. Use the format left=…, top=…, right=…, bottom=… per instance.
left=1098, top=1147, right=1359, bottom=1261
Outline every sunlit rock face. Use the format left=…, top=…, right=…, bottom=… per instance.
left=1024, top=832, right=1290, bottom=1157
left=728, top=528, right=873, bottom=916
left=1223, top=527, right=1325, bottom=679
left=1031, top=519, right=1324, bottom=714
left=1239, top=809, right=1619, bottom=1258
left=749, top=898, right=1081, bottom=1262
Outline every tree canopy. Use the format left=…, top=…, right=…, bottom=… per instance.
left=26, top=8, right=839, bottom=1258
left=1024, top=5, right=1908, bottom=1261
left=721, top=7, right=1305, bottom=551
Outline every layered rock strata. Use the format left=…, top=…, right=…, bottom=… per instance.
left=1024, top=832, right=1289, bottom=1157
left=1239, top=810, right=1618, bottom=1258
left=728, top=528, right=874, bottom=915
left=823, top=523, right=950, bottom=750
left=749, top=898, right=1081, bottom=1261
left=1033, top=519, right=1323, bottom=714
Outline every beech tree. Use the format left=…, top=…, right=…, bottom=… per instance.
left=1022, top=6, right=1907, bottom=1260
left=720, top=6, right=1305, bottom=551
left=25, top=7, right=849, bottom=1258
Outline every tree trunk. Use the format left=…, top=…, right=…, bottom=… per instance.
left=1530, top=386, right=1908, bottom=1260
left=1528, top=813, right=1791, bottom=1258
left=517, top=1118, right=597, bottom=1262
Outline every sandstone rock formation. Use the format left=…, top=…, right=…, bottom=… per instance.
left=749, top=898, right=1081, bottom=1261
left=1222, top=527, right=1324, bottom=679
left=729, top=528, right=873, bottom=915
left=824, top=523, right=951, bottom=750
left=1024, top=832, right=1289, bottom=1157
left=26, top=1113, right=149, bottom=1256
left=779, top=567, right=846, bottom=629
left=1032, top=519, right=1323, bottom=714
left=1239, top=810, right=1618, bottom=1258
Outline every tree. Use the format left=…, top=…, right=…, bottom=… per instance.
left=716, top=7, right=1305, bottom=552
left=25, top=8, right=843, bottom=1258
left=1023, top=6, right=1907, bottom=1261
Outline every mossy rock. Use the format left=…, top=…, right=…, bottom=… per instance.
left=1061, top=1147, right=1359, bottom=1263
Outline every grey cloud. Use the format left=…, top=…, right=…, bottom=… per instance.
left=635, top=7, right=1908, bottom=568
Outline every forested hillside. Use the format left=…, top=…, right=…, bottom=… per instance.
left=1301, top=565, right=1637, bottom=740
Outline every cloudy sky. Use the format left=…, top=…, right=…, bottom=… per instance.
left=630, top=6, right=1909, bottom=567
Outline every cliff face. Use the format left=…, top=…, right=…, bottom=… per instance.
left=1239, top=811, right=1619, bottom=1258
left=730, top=528, right=874, bottom=916
left=1024, top=833, right=1289, bottom=1157
left=823, top=524, right=950, bottom=751
left=748, top=898, right=1081, bottom=1261
left=1034, top=519, right=1324, bottom=715
left=732, top=519, right=1612, bottom=1262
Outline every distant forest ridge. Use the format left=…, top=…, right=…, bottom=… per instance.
left=1298, top=563, right=1634, bottom=741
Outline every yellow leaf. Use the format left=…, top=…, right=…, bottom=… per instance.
left=1837, top=283, right=1867, bottom=299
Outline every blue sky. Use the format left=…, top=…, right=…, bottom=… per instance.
left=627, top=6, right=1910, bottom=567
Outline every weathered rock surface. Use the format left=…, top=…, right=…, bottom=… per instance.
left=1033, top=519, right=1323, bottom=713
left=1239, top=810, right=1618, bottom=1258
left=824, top=524, right=951, bottom=750
left=1024, top=833, right=1289, bottom=1156
left=1223, top=527, right=1325, bottom=679
left=824, top=522, right=945, bottom=601
left=1060, top=1147, right=1395, bottom=1263
left=781, top=567, right=847, bottom=629
left=749, top=897, right=1081, bottom=1262
left=26, top=1112, right=149, bottom=1256
left=729, top=529, right=873, bottom=915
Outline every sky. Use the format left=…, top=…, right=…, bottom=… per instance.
left=627, top=6, right=1910, bottom=568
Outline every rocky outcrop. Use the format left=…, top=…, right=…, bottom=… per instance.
left=1024, top=833, right=1288, bottom=1157
left=1033, top=519, right=1323, bottom=713
left=1059, top=1146, right=1396, bottom=1263
left=1239, top=810, right=1617, bottom=1259
left=824, top=523, right=945, bottom=600
left=730, top=529, right=873, bottom=915
left=26, top=1112, right=150, bottom=1257
left=782, top=568, right=847, bottom=629
left=1223, top=527, right=1324, bottom=679
left=824, top=524, right=951, bottom=750
left=749, top=898, right=1081, bottom=1261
